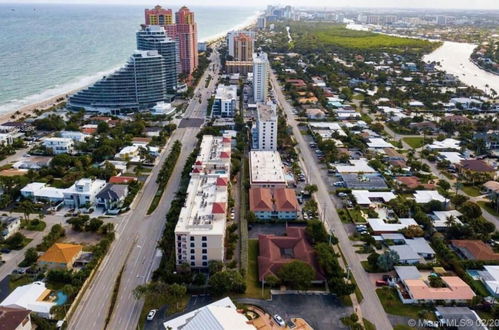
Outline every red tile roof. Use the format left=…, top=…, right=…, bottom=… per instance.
left=258, top=227, right=326, bottom=281
left=223, top=137, right=232, bottom=143
left=249, top=188, right=273, bottom=212
left=274, top=188, right=298, bottom=212
left=109, top=176, right=137, bottom=184
left=216, top=177, right=228, bottom=186
left=212, top=202, right=226, bottom=214
left=0, top=306, right=31, bottom=330
left=220, top=151, right=231, bottom=159
left=81, top=127, right=97, bottom=134
left=395, top=176, right=436, bottom=190
left=195, top=160, right=203, bottom=165
left=451, top=240, right=499, bottom=261
left=458, top=160, right=495, bottom=172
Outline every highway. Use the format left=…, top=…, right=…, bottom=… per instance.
left=269, top=71, right=393, bottom=330
left=68, top=49, right=220, bottom=330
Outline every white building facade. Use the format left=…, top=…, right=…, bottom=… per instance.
left=253, top=101, right=277, bottom=151
left=252, top=51, right=269, bottom=103
left=175, top=135, right=232, bottom=268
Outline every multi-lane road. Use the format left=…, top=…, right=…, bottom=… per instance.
left=269, top=71, right=393, bottom=330
left=68, top=50, right=220, bottom=330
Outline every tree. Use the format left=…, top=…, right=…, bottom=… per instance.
left=5, top=232, right=26, bottom=250
left=19, top=199, right=35, bottom=222
left=460, top=201, right=482, bottom=219
left=67, top=215, right=90, bottom=232
left=208, top=260, right=224, bottom=275
left=167, top=283, right=187, bottom=308
left=22, top=247, right=38, bottom=266
left=305, top=220, right=329, bottom=245
left=264, top=275, right=280, bottom=288
left=451, top=194, right=469, bottom=207
left=277, top=260, right=315, bottom=290
left=247, top=211, right=257, bottom=224
left=85, top=218, right=103, bottom=232
left=437, top=179, right=451, bottom=191
left=208, top=269, right=246, bottom=295
left=367, top=251, right=379, bottom=268
left=304, top=184, right=318, bottom=195
left=377, top=250, right=399, bottom=271
left=400, top=225, right=424, bottom=238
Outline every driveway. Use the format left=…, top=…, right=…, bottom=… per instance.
left=238, top=294, right=352, bottom=330
left=145, top=295, right=214, bottom=330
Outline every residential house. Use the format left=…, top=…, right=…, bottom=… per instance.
left=483, top=181, right=499, bottom=206
left=457, top=159, right=496, bottom=181
left=334, top=159, right=376, bottom=174
left=477, top=266, right=499, bottom=297
left=339, top=173, right=388, bottom=190
left=352, top=190, right=396, bottom=207
left=430, top=210, right=463, bottom=229
left=13, top=156, right=52, bottom=170
left=409, top=121, right=438, bottom=133
left=108, top=176, right=137, bottom=184
left=0, top=282, right=56, bottom=318
left=394, top=266, right=475, bottom=304
left=0, top=306, right=32, bottom=330
left=42, top=137, right=74, bottom=155
left=0, top=216, right=21, bottom=239
left=0, top=121, right=34, bottom=133
left=115, top=145, right=140, bottom=161
left=62, top=178, right=107, bottom=208
left=413, top=190, right=448, bottom=204
left=38, top=243, right=83, bottom=270
left=426, top=138, right=460, bottom=151
left=435, top=307, right=486, bottom=330
left=451, top=240, right=499, bottom=261
left=474, top=130, right=499, bottom=153
left=368, top=218, right=418, bottom=234
left=95, top=184, right=128, bottom=214
left=60, top=131, right=89, bottom=143
left=305, top=108, right=326, bottom=120
left=395, top=176, right=436, bottom=190
left=389, top=237, right=435, bottom=264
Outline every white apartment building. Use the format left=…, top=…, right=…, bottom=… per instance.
left=253, top=51, right=269, bottom=103
left=42, top=137, right=74, bottom=155
left=249, top=150, right=287, bottom=188
left=175, top=135, right=232, bottom=268
left=253, top=101, right=277, bottom=151
left=212, top=85, right=238, bottom=118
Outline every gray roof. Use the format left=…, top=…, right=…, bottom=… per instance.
left=96, top=184, right=128, bottom=201
left=340, top=173, right=388, bottom=190
left=381, top=233, right=405, bottom=241
left=405, top=237, right=435, bottom=255
left=435, top=307, right=486, bottom=330
left=389, top=245, right=421, bottom=261
left=394, top=266, right=421, bottom=280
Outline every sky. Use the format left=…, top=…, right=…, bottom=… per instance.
left=1, top=0, right=498, bottom=10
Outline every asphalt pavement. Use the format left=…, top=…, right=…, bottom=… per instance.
left=67, top=50, right=221, bottom=330
left=270, top=72, right=393, bottom=330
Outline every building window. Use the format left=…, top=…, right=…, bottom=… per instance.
left=202, top=261, right=207, bottom=267
left=202, top=236, right=207, bottom=241
left=190, top=255, right=195, bottom=260
left=202, top=243, right=207, bottom=248
left=190, top=236, right=195, bottom=241
left=190, top=243, right=195, bottom=248
left=202, top=255, right=207, bottom=260
left=191, top=261, right=195, bottom=266
left=190, top=249, right=195, bottom=254
left=202, top=249, right=207, bottom=254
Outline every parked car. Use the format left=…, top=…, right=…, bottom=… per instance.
left=1, top=248, right=11, bottom=254
left=375, top=280, right=388, bottom=287
left=382, top=275, right=392, bottom=282
left=338, top=192, right=348, bottom=198
left=333, top=181, right=345, bottom=187
left=273, top=314, right=286, bottom=327
left=147, top=309, right=158, bottom=321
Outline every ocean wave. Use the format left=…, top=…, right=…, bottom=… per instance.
left=0, top=66, right=121, bottom=115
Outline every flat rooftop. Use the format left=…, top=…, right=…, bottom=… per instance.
left=249, top=151, right=286, bottom=185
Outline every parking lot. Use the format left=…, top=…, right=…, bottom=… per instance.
left=238, top=293, right=352, bottom=330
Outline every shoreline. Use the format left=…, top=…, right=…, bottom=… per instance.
left=0, top=10, right=260, bottom=123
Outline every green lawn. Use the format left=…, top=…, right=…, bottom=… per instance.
left=461, top=185, right=482, bottom=197
left=8, top=275, right=33, bottom=291
left=471, top=279, right=490, bottom=297
left=376, top=287, right=422, bottom=319
left=347, top=209, right=366, bottom=223
left=25, top=220, right=46, bottom=231
left=363, top=318, right=376, bottom=330
left=243, top=240, right=270, bottom=299
left=477, top=201, right=499, bottom=217
left=402, top=137, right=425, bottom=149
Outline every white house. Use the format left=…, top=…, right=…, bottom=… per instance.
left=426, top=138, right=460, bottom=151
left=60, top=131, right=90, bottom=143
left=0, top=282, right=55, bottom=318
left=63, top=179, right=107, bottom=208
left=0, top=216, right=21, bottom=239
left=42, top=137, right=74, bottom=155
left=413, top=190, right=448, bottom=204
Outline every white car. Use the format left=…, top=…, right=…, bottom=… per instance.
left=147, top=309, right=158, bottom=321
left=273, top=314, right=286, bottom=327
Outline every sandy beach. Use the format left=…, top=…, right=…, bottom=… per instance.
left=0, top=14, right=259, bottom=124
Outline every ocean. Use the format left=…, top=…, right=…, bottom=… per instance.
left=0, top=3, right=260, bottom=114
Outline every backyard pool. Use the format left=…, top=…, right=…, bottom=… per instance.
left=467, top=270, right=480, bottom=280
left=56, top=291, right=68, bottom=305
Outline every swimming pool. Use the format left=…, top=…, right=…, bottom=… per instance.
left=56, top=292, right=68, bottom=305
left=467, top=269, right=480, bottom=280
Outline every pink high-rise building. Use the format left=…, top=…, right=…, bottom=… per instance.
left=144, top=5, right=198, bottom=76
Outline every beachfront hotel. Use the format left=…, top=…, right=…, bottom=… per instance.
left=144, top=5, right=198, bottom=75
left=68, top=50, right=169, bottom=112
left=174, top=135, right=232, bottom=268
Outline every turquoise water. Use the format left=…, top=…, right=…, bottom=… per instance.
left=0, top=4, right=259, bottom=113
left=56, top=291, right=68, bottom=305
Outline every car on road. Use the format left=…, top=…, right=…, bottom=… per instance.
left=147, top=309, right=158, bottom=321
left=273, top=314, right=286, bottom=327
left=1, top=248, right=11, bottom=254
